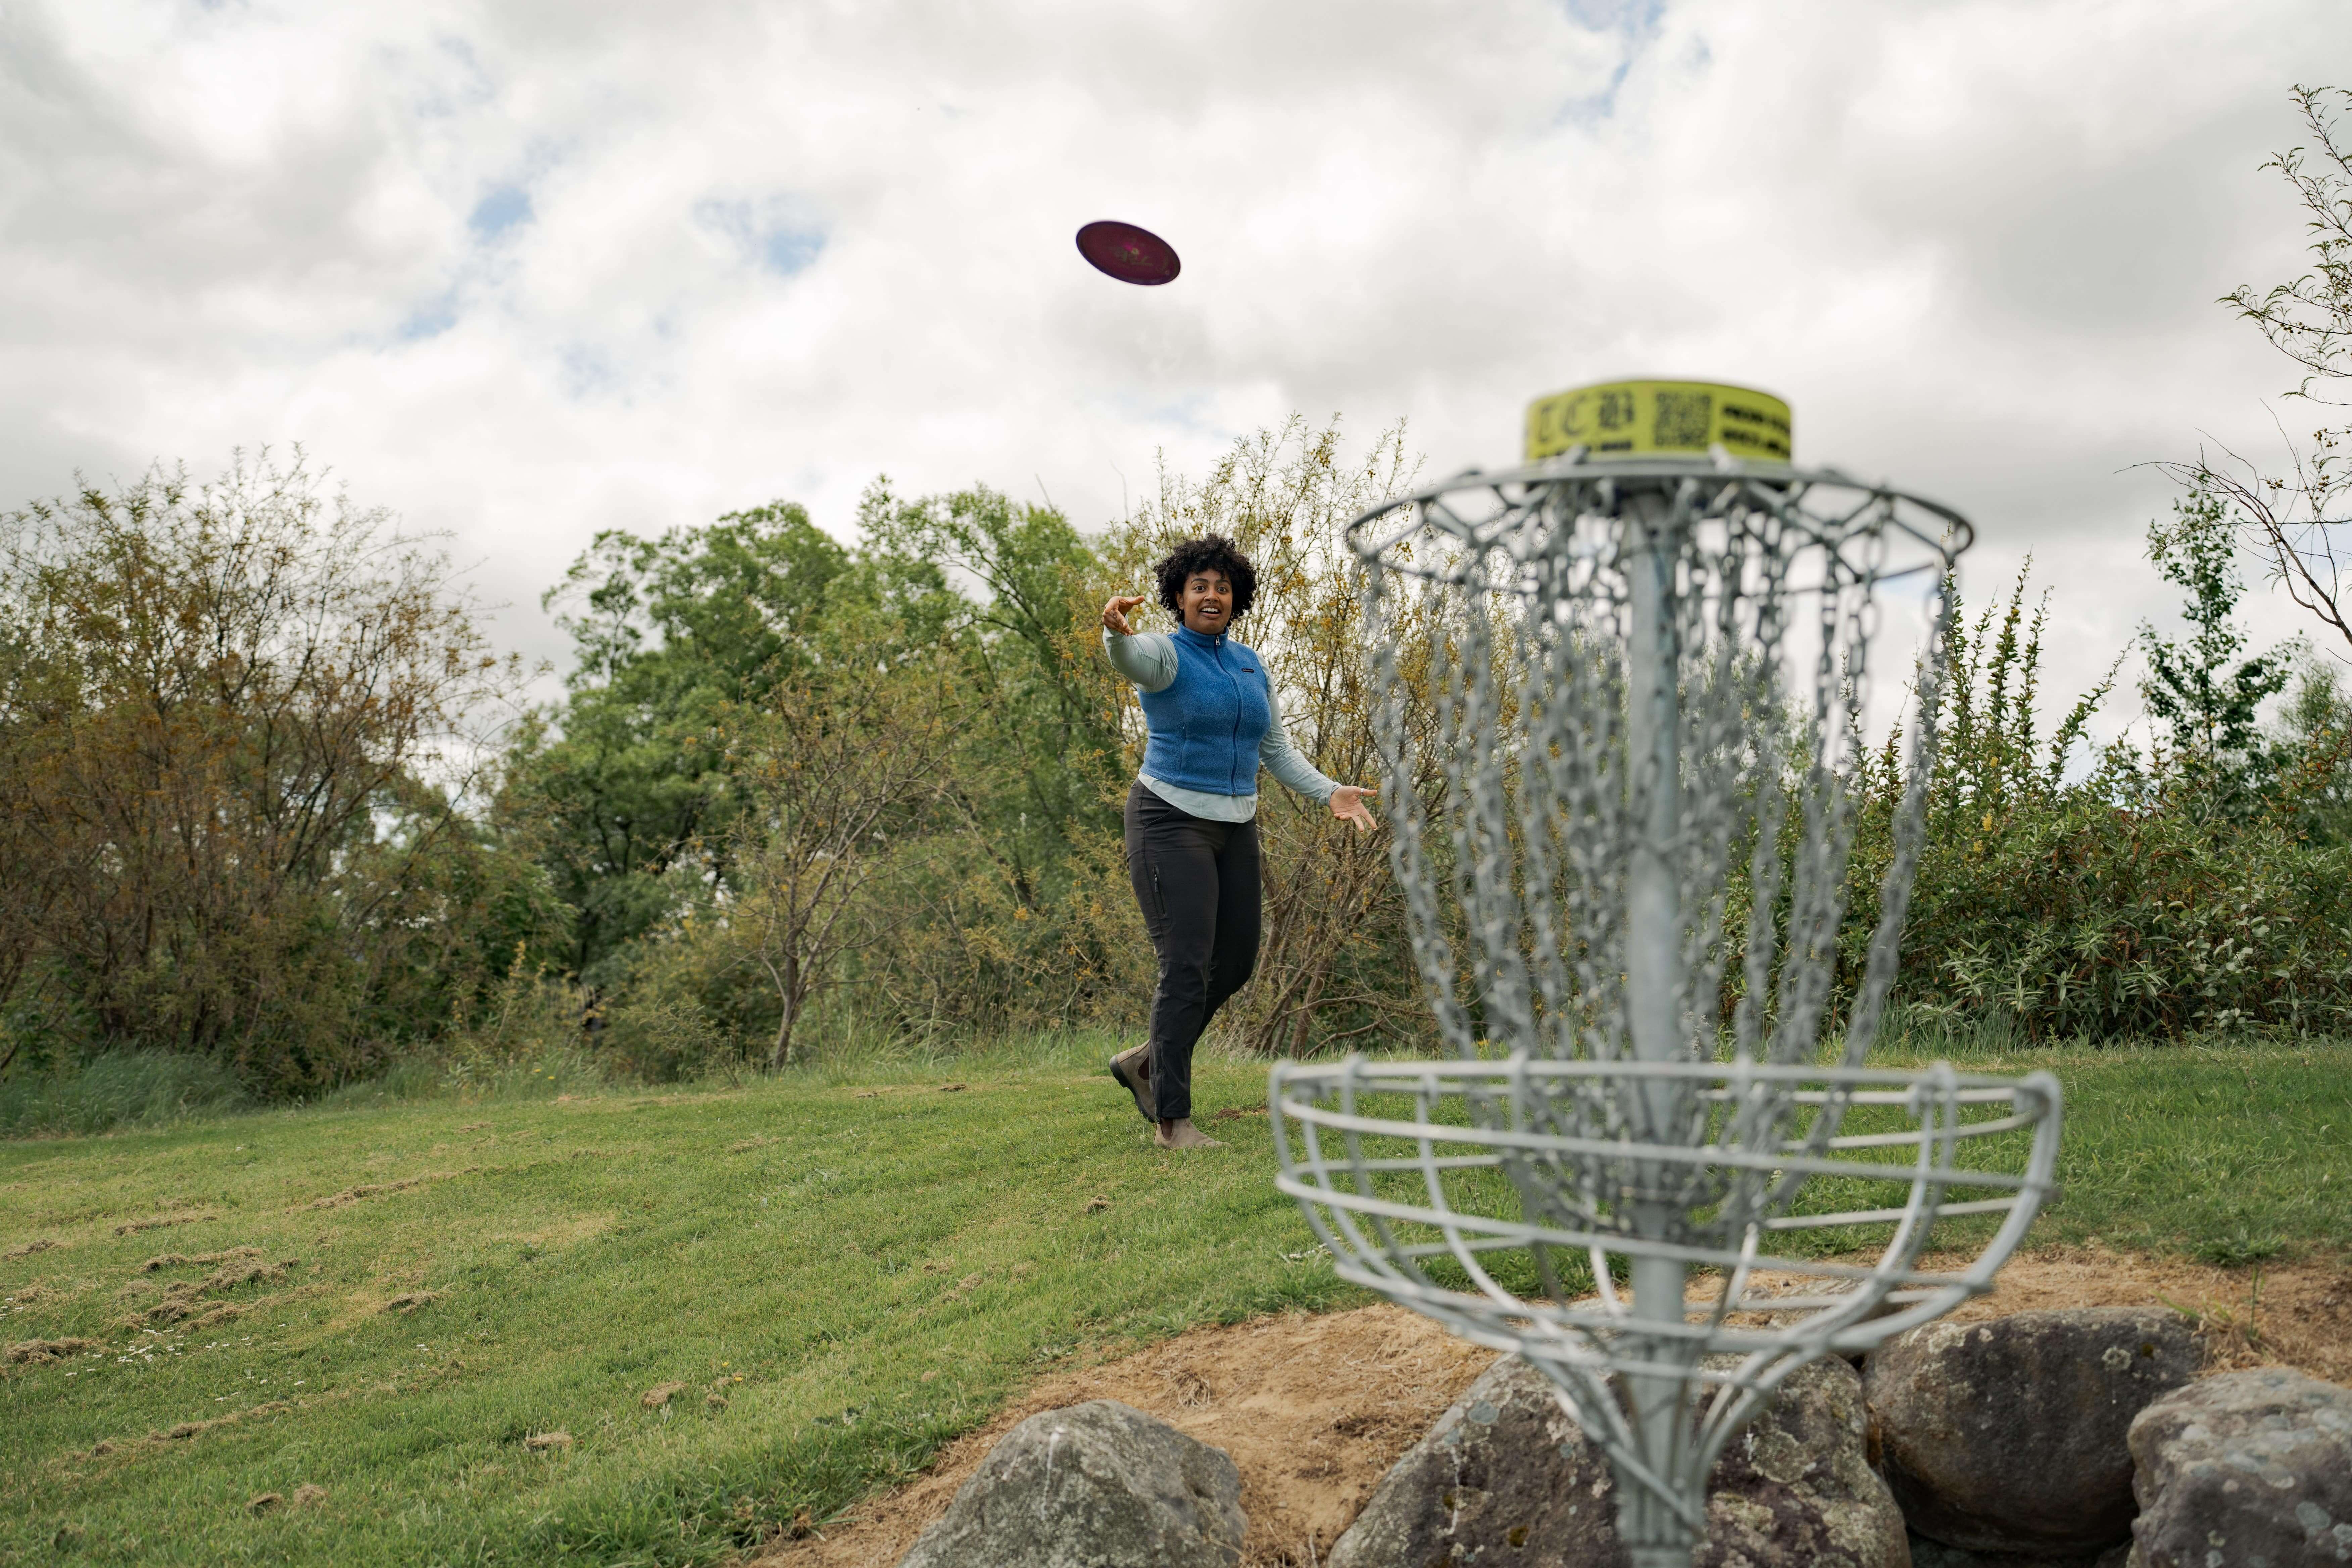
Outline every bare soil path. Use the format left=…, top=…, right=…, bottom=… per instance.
left=749, top=1245, right=2351, bottom=1568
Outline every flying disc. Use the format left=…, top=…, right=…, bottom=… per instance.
left=1076, top=220, right=1181, bottom=286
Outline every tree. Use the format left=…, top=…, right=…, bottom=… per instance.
left=513, top=503, right=850, bottom=978
left=0, top=452, right=530, bottom=1086
left=1109, top=418, right=1431, bottom=1056
left=856, top=483, right=1129, bottom=948
left=2171, top=84, right=2352, bottom=661
left=2140, top=484, right=2290, bottom=812
left=2270, top=652, right=2352, bottom=847
left=727, top=624, right=965, bottom=1065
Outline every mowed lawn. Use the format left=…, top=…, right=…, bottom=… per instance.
left=2, top=1041, right=2346, bottom=1567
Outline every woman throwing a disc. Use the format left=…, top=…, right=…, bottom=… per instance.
left=1102, top=536, right=1377, bottom=1149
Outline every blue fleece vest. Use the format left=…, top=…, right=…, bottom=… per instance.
left=1137, top=625, right=1273, bottom=797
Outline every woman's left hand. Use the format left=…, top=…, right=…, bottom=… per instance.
left=1328, top=785, right=1379, bottom=833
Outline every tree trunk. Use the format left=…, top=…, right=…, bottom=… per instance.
left=1286, top=953, right=1332, bottom=1058
left=769, top=950, right=801, bottom=1069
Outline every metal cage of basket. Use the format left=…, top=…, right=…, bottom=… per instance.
left=1268, top=431, right=2064, bottom=1567
left=1271, top=1054, right=2061, bottom=1559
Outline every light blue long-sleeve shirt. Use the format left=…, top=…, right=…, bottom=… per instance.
left=1104, top=628, right=1340, bottom=822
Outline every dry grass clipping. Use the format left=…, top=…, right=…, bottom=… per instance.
left=7, top=1337, right=105, bottom=1364
left=142, top=1246, right=263, bottom=1273
left=131, top=1252, right=298, bottom=1326
left=113, top=1213, right=220, bottom=1236
left=3, top=1237, right=62, bottom=1259
left=295, top=1173, right=447, bottom=1212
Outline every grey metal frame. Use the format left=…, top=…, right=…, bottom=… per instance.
left=1271, top=448, right=2061, bottom=1567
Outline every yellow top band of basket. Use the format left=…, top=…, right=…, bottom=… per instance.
left=1524, top=379, right=1793, bottom=464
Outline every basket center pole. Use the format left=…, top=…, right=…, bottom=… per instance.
left=1624, top=487, right=1695, bottom=1562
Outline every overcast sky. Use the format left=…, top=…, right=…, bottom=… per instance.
left=4, top=0, right=2345, bottom=742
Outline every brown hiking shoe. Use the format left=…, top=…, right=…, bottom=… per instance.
left=1107, top=1046, right=1152, bottom=1121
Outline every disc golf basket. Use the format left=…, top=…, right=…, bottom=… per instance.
left=1271, top=381, right=2062, bottom=1567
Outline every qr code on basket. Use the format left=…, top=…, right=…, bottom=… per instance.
left=1654, top=391, right=1713, bottom=448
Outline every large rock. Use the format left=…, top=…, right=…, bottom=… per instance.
left=1865, top=1308, right=2198, bottom=1555
left=2123, top=1366, right=2352, bottom=1568
left=1324, top=1354, right=1612, bottom=1568
left=896, top=1399, right=1245, bottom=1568
left=1327, top=1353, right=1906, bottom=1568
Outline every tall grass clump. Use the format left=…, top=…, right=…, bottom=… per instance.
left=432, top=952, right=617, bottom=1100
left=0, top=1048, right=248, bottom=1136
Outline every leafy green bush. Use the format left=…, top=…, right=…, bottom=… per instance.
left=1850, top=569, right=2352, bottom=1040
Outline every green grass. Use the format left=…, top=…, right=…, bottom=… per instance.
left=1, top=1038, right=2345, bottom=1566
left=1889, top=1037, right=2351, bottom=1262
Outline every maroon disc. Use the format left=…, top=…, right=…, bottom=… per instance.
left=1076, top=220, right=1181, bottom=286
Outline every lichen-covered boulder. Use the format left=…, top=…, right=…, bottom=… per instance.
left=2123, top=1366, right=2352, bottom=1568
left=1326, top=1354, right=1905, bottom=1568
left=895, top=1399, right=1245, bottom=1568
left=1324, top=1354, right=1614, bottom=1568
left=1865, top=1307, right=2198, bottom=1555
left=1698, top=1354, right=1910, bottom=1568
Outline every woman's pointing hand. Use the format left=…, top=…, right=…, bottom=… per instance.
left=1102, top=593, right=1147, bottom=637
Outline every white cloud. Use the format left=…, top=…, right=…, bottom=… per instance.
left=2, top=0, right=2344, bottom=741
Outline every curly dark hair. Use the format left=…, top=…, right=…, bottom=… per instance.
left=1153, top=534, right=1256, bottom=623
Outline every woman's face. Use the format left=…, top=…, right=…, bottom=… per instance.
left=1178, top=569, right=1233, bottom=635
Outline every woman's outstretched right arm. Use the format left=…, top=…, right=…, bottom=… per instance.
left=1101, top=593, right=1177, bottom=694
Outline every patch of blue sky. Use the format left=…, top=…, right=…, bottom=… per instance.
left=762, top=227, right=825, bottom=276
left=410, top=34, right=497, bottom=119
left=470, top=183, right=533, bottom=241
left=1099, top=387, right=1230, bottom=444
left=396, top=291, right=460, bottom=342
left=696, top=196, right=828, bottom=278
left=559, top=342, right=620, bottom=401
left=1559, top=0, right=1664, bottom=30
left=1552, top=0, right=1668, bottom=124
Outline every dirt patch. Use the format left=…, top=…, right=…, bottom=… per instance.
left=752, top=1304, right=1491, bottom=1568
left=1930, top=1242, right=2352, bottom=1385
left=745, top=1247, right=2350, bottom=1568
left=3, top=1237, right=62, bottom=1260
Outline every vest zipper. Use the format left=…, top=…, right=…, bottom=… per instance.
left=1223, top=640, right=1244, bottom=794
